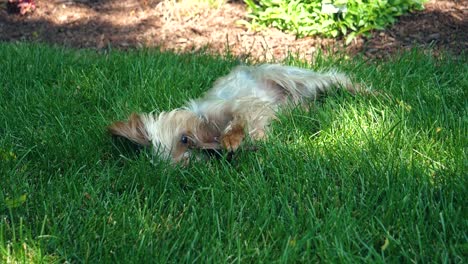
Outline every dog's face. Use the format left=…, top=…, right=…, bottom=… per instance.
left=108, top=110, right=221, bottom=163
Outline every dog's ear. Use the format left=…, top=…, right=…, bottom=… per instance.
left=108, top=113, right=151, bottom=146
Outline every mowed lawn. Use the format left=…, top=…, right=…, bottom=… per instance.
left=0, top=43, right=466, bottom=262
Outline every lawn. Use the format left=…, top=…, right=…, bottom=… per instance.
left=0, top=43, right=466, bottom=262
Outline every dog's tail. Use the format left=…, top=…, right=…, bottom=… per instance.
left=251, top=64, right=360, bottom=103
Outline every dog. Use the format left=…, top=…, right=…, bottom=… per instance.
left=108, top=64, right=360, bottom=164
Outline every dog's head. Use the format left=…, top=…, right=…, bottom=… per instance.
left=108, top=110, right=221, bottom=163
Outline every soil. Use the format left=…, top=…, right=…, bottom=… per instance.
left=0, top=0, right=466, bottom=60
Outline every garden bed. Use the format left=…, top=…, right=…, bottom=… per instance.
left=0, top=0, right=466, bottom=60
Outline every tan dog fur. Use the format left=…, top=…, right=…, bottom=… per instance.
left=109, top=64, right=358, bottom=163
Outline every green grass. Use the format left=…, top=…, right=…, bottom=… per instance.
left=0, top=43, right=466, bottom=263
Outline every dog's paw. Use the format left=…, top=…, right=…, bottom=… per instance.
left=221, top=123, right=245, bottom=152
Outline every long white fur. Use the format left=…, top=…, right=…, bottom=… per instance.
left=185, top=64, right=353, bottom=137
left=109, top=64, right=356, bottom=163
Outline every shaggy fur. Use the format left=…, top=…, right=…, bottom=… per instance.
left=109, top=64, right=358, bottom=163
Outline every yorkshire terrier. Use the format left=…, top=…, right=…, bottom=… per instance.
left=108, top=64, right=360, bottom=164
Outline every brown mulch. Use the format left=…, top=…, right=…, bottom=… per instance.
left=0, top=0, right=466, bottom=60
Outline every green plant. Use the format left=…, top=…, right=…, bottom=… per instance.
left=244, top=0, right=427, bottom=43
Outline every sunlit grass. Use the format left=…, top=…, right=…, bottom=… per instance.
left=0, top=43, right=466, bottom=262
left=1, top=215, right=59, bottom=263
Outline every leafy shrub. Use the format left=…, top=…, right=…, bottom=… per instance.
left=244, top=0, right=427, bottom=43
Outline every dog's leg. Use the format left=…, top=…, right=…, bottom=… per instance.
left=221, top=115, right=246, bottom=152
left=249, top=128, right=265, bottom=140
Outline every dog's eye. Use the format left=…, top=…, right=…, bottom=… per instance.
left=181, top=135, right=189, bottom=144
